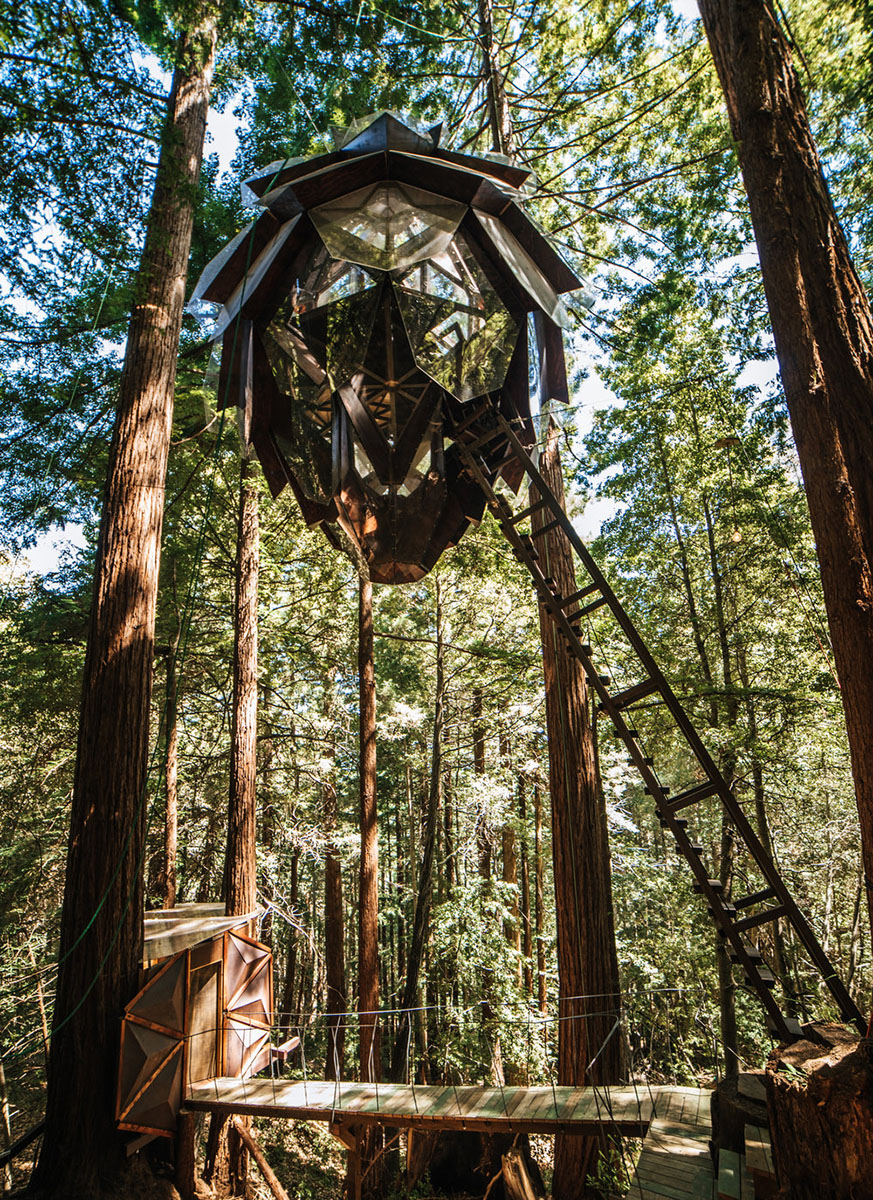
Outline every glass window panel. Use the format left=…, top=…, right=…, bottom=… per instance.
left=395, top=234, right=519, bottom=401
left=311, top=183, right=466, bottom=272
left=473, top=209, right=571, bottom=328
left=330, top=110, right=434, bottom=150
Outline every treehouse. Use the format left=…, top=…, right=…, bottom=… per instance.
left=191, top=111, right=587, bottom=583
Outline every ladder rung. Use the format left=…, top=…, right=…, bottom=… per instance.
left=767, top=1014, right=803, bottom=1038
left=578, top=596, right=608, bottom=617
left=749, top=966, right=776, bottom=988
left=728, top=941, right=762, bottom=963
left=464, top=426, right=505, bottom=453
left=454, top=402, right=493, bottom=436
left=733, top=887, right=777, bottom=911
left=609, top=678, right=659, bottom=710
left=559, top=584, right=599, bottom=608
left=693, top=879, right=723, bottom=894
left=668, top=780, right=720, bottom=812
left=509, top=497, right=549, bottom=525
left=734, top=905, right=789, bottom=934
left=530, top=518, right=562, bottom=539
left=659, top=816, right=688, bottom=829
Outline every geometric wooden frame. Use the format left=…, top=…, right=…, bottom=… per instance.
left=116, top=950, right=188, bottom=1137
left=116, top=925, right=275, bottom=1138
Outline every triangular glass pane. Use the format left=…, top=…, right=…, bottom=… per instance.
left=312, top=183, right=465, bottom=272
left=473, top=209, right=571, bottom=328
left=395, top=235, right=519, bottom=401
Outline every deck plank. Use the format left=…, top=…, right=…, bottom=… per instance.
left=631, top=1087, right=716, bottom=1200
left=184, top=1077, right=653, bottom=1132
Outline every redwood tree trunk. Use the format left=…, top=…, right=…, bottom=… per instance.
left=358, top=573, right=380, bottom=1082
left=532, top=419, right=624, bottom=1198
left=30, top=12, right=217, bottom=1195
left=355, top=572, right=383, bottom=1199
left=206, top=453, right=260, bottom=1196
left=323, top=678, right=346, bottom=1081
left=162, top=633, right=180, bottom=909
left=390, top=583, right=444, bottom=1081
left=223, top=455, right=260, bottom=920
left=698, top=0, right=873, bottom=956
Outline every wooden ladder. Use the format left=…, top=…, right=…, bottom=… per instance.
left=454, top=404, right=865, bottom=1043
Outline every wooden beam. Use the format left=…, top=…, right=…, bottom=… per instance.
left=175, top=1110, right=196, bottom=1200
left=230, top=1115, right=290, bottom=1200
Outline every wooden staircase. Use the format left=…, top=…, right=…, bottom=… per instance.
left=454, top=404, right=865, bottom=1044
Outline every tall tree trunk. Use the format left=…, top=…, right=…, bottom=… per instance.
left=356, top=572, right=383, bottom=1198
left=443, top=774, right=456, bottom=895
left=698, top=0, right=873, bottom=960
left=161, top=629, right=180, bottom=909
left=30, top=12, right=218, bottom=1195
left=206, top=453, right=260, bottom=1196
left=358, top=572, right=379, bottom=1080
left=532, top=418, right=623, bottom=1199
left=473, top=688, right=491, bottom=881
left=478, top=0, right=514, bottom=156
left=323, top=678, right=346, bottom=1082
left=519, top=774, right=533, bottom=1000
left=502, top=823, right=521, bottom=986
left=223, top=456, right=260, bottom=919
left=390, top=584, right=444, bottom=1081
left=280, top=847, right=300, bottom=1036
left=534, top=782, right=547, bottom=1016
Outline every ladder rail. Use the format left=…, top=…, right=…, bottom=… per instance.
left=456, top=411, right=865, bottom=1038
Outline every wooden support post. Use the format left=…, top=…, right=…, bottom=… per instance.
left=502, top=1147, right=545, bottom=1200
left=175, top=1110, right=196, bottom=1200
left=343, top=1126, right=363, bottom=1200
left=230, top=1116, right=290, bottom=1200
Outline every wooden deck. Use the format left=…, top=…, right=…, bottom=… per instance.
left=631, top=1086, right=716, bottom=1200
left=185, top=1077, right=656, bottom=1135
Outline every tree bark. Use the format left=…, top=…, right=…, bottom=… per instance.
left=205, top=452, right=260, bottom=1196
left=279, top=846, right=300, bottom=1036
left=519, top=774, right=533, bottom=1000
left=473, top=688, right=491, bottom=881
left=534, top=782, right=547, bottom=1016
left=531, top=418, right=623, bottom=1198
left=323, top=677, right=346, bottom=1082
left=161, top=629, right=180, bottom=909
left=766, top=1023, right=873, bottom=1198
left=698, top=0, right=873, bottom=959
left=224, top=455, right=260, bottom=919
left=30, top=11, right=218, bottom=1195
left=358, top=572, right=380, bottom=1081
left=390, top=583, right=444, bottom=1081
left=356, top=571, right=383, bottom=1198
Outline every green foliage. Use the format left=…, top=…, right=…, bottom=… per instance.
left=1, top=4, right=872, bottom=1183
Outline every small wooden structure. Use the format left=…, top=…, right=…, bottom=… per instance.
left=116, top=903, right=272, bottom=1140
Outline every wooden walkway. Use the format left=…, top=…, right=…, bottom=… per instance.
left=185, top=1077, right=656, bottom=1135
left=631, top=1086, right=715, bottom=1200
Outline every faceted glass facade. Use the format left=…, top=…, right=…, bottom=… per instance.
left=260, top=227, right=519, bottom=502
left=311, top=183, right=465, bottom=273
left=395, top=234, right=518, bottom=401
